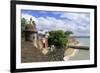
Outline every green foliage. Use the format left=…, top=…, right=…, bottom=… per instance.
left=21, top=18, right=36, bottom=37
left=32, top=20, right=36, bottom=29
left=21, top=18, right=27, bottom=31
left=65, top=31, right=73, bottom=36
left=48, top=30, right=68, bottom=48
left=21, top=18, right=27, bottom=37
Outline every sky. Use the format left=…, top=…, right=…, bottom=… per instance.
left=21, top=10, right=90, bottom=36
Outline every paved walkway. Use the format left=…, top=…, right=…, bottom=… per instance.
left=21, top=41, right=65, bottom=63
left=21, top=41, right=48, bottom=63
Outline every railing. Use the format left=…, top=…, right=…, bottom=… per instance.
left=67, top=45, right=89, bottom=50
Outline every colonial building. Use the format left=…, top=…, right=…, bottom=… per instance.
left=38, top=34, right=48, bottom=50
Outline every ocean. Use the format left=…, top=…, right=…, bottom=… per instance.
left=69, top=37, right=90, bottom=60
left=76, top=37, right=90, bottom=46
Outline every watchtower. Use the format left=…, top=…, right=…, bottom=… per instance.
left=24, top=18, right=38, bottom=48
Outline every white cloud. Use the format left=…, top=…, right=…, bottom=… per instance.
left=59, top=12, right=90, bottom=35
left=60, top=12, right=89, bottom=21
left=36, top=16, right=67, bottom=31
left=21, top=13, right=38, bottom=23
left=21, top=12, right=90, bottom=36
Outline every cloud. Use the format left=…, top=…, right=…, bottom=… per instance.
left=21, top=13, right=38, bottom=23
left=21, top=12, right=90, bottom=36
left=59, top=12, right=90, bottom=35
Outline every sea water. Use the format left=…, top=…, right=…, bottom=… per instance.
left=76, top=37, right=90, bottom=46
left=69, top=37, right=90, bottom=60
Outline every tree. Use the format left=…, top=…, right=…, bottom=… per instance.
left=48, top=30, right=68, bottom=49
left=32, top=21, right=36, bottom=29
left=21, top=18, right=27, bottom=31
left=65, top=31, right=73, bottom=37
left=21, top=17, right=37, bottom=38
left=21, top=18, right=27, bottom=37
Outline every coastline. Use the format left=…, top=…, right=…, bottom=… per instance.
left=63, top=37, right=81, bottom=61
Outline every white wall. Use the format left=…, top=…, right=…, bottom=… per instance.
left=0, top=0, right=99, bottom=73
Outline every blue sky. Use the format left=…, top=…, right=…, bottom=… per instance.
left=21, top=9, right=90, bottom=36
